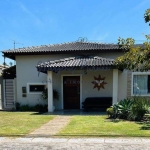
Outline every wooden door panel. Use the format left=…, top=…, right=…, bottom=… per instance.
left=63, top=76, right=80, bottom=109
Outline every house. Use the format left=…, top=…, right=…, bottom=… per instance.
left=0, top=64, right=9, bottom=75
left=0, top=64, right=9, bottom=109
left=2, top=41, right=133, bottom=112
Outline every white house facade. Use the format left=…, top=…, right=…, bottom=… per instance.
left=2, top=41, right=130, bottom=112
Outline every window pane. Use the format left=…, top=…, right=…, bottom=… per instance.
left=133, top=75, right=148, bottom=95
left=29, top=85, right=45, bottom=92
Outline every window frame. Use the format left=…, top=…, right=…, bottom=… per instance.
left=27, top=83, right=47, bottom=94
left=131, top=72, right=150, bottom=96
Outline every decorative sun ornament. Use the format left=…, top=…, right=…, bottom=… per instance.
left=92, top=75, right=107, bottom=91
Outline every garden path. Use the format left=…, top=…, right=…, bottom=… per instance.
left=27, top=115, right=71, bottom=137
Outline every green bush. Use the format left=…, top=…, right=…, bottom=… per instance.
left=41, top=89, right=59, bottom=101
left=33, top=104, right=48, bottom=112
left=15, top=102, right=20, bottom=111
left=111, top=97, right=150, bottom=121
left=20, top=104, right=32, bottom=111
left=19, top=104, right=48, bottom=112
left=106, top=107, right=114, bottom=118
left=117, top=98, right=133, bottom=119
left=128, top=97, right=150, bottom=121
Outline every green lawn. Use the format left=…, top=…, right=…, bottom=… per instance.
left=0, top=112, right=54, bottom=136
left=58, top=116, right=150, bottom=137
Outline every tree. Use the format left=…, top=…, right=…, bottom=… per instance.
left=115, top=8, right=150, bottom=71
left=144, top=8, right=150, bottom=25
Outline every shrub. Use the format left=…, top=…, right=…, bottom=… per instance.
left=117, top=98, right=133, bottom=119
left=19, top=104, right=48, bottom=112
left=128, top=97, right=150, bottom=121
left=15, top=102, right=20, bottom=111
left=111, top=97, right=150, bottom=121
left=33, top=104, right=48, bottom=112
left=20, top=104, right=31, bottom=111
left=41, top=89, right=59, bottom=101
left=106, top=107, right=114, bottom=118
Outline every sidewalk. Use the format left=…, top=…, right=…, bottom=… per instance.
left=0, top=137, right=150, bottom=149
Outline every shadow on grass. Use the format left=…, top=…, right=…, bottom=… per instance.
left=105, top=117, right=121, bottom=123
left=139, top=121, right=150, bottom=130
left=30, top=112, right=47, bottom=115
left=136, top=117, right=150, bottom=130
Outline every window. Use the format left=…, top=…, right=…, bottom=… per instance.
left=30, top=85, right=45, bottom=92
left=27, top=83, right=46, bottom=94
left=132, top=72, right=150, bottom=96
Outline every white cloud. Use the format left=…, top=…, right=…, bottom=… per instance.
left=89, top=27, right=109, bottom=43
left=19, top=2, right=43, bottom=27
left=133, top=0, right=150, bottom=10
left=95, top=33, right=109, bottom=41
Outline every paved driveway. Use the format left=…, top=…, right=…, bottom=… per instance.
left=0, top=137, right=150, bottom=150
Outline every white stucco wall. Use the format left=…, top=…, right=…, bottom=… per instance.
left=118, top=70, right=128, bottom=101
left=50, top=70, right=113, bottom=110
left=16, top=54, right=81, bottom=106
left=15, top=51, right=127, bottom=109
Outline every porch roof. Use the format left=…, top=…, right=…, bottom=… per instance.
left=36, top=56, right=116, bottom=73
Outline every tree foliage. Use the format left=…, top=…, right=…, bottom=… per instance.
left=144, top=8, right=150, bottom=25
left=115, top=8, right=150, bottom=71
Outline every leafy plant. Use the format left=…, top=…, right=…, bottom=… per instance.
left=15, top=102, right=20, bottom=111
left=33, top=104, right=48, bottom=112
left=41, top=88, right=59, bottom=101
left=20, top=104, right=32, bottom=111
left=106, top=107, right=114, bottom=118
left=110, top=97, right=150, bottom=121
left=19, top=104, right=48, bottom=112
left=117, top=98, right=133, bottom=119
left=128, top=97, right=150, bottom=121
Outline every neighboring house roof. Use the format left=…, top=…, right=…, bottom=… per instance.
left=37, top=56, right=115, bottom=73
left=0, top=65, right=9, bottom=69
left=2, top=65, right=16, bottom=79
left=0, top=65, right=9, bottom=75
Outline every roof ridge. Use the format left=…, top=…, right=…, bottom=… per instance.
left=3, top=41, right=123, bottom=54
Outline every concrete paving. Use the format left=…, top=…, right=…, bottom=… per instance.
left=28, top=116, right=72, bottom=137
left=0, top=137, right=150, bottom=149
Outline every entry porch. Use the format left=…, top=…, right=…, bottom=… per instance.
left=37, top=56, right=124, bottom=112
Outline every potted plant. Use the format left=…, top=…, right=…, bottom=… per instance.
left=41, top=88, right=59, bottom=101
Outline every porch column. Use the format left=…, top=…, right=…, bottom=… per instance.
left=113, top=69, right=118, bottom=104
left=47, top=71, right=53, bottom=112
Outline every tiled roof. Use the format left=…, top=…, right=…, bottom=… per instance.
left=3, top=41, right=123, bottom=54
left=36, top=56, right=115, bottom=73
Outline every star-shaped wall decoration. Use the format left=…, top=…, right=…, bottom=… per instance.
left=92, top=75, right=107, bottom=91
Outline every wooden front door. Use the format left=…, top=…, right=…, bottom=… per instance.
left=63, top=76, right=80, bottom=109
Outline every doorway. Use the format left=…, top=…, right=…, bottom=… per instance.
left=63, top=76, right=80, bottom=109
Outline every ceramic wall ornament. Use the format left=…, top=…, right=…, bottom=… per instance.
left=92, top=75, right=107, bottom=91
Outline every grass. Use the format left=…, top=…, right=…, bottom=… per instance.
left=58, top=115, right=150, bottom=137
left=0, top=111, right=54, bottom=137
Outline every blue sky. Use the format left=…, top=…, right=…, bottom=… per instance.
left=0, top=0, right=150, bottom=65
